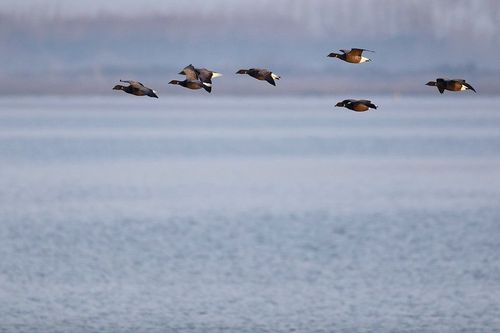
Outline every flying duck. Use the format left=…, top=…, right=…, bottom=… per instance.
left=426, top=78, right=476, bottom=94
left=169, top=67, right=211, bottom=93
left=236, top=68, right=280, bottom=86
left=327, top=48, right=374, bottom=64
left=335, top=99, right=377, bottom=112
left=113, top=80, right=158, bottom=98
left=179, top=64, right=222, bottom=87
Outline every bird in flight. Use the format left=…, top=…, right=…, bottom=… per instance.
left=112, top=80, right=158, bottom=98
left=236, top=68, right=280, bottom=86
left=335, top=99, right=377, bottom=112
left=426, top=78, right=476, bottom=94
left=327, top=48, right=374, bottom=64
left=169, top=65, right=213, bottom=93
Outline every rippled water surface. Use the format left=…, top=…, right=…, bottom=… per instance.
left=1, top=96, right=499, bottom=332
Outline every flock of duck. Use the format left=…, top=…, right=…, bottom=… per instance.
left=112, top=48, right=477, bottom=112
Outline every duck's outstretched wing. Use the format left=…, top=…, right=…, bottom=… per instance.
left=349, top=48, right=375, bottom=56
left=359, top=100, right=377, bottom=109
left=197, top=68, right=214, bottom=84
left=179, top=64, right=196, bottom=76
left=264, top=74, right=276, bottom=86
left=463, top=82, right=476, bottom=92
left=120, top=80, right=144, bottom=87
left=182, top=67, right=199, bottom=81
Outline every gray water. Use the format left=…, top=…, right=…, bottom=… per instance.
left=0, top=96, right=499, bottom=332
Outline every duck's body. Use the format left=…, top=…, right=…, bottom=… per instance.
left=335, top=99, right=377, bottom=112
left=168, top=79, right=211, bottom=93
left=236, top=68, right=280, bottom=86
left=327, top=48, right=374, bottom=64
left=113, top=80, right=158, bottom=98
left=426, top=78, right=476, bottom=94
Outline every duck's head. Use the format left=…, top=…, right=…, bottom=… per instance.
left=169, top=80, right=181, bottom=85
left=425, top=81, right=437, bottom=86
left=236, top=69, right=248, bottom=74
left=113, top=85, right=124, bottom=90
left=335, top=101, right=346, bottom=107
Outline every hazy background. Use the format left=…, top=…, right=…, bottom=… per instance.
left=2, top=2, right=500, bottom=331
left=1, top=0, right=499, bottom=95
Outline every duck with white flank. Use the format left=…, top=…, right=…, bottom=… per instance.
left=113, top=80, right=158, bottom=98
left=236, top=68, right=280, bottom=86
left=335, top=99, right=377, bottom=112
left=327, top=48, right=374, bottom=64
left=169, top=66, right=212, bottom=93
left=426, top=78, right=476, bottom=94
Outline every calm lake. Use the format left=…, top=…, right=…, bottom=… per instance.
left=0, top=95, right=499, bottom=332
